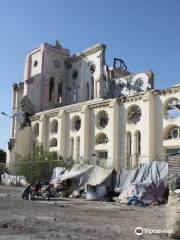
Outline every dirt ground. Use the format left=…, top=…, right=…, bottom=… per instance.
left=0, top=185, right=170, bottom=240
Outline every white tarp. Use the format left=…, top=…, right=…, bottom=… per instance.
left=51, top=167, right=66, bottom=179
left=52, top=164, right=114, bottom=187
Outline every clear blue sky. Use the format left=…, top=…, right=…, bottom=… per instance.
left=0, top=0, right=180, bottom=150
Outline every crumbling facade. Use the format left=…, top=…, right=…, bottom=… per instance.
left=7, top=41, right=180, bottom=170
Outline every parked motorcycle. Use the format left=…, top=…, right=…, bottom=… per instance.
left=21, top=182, right=55, bottom=200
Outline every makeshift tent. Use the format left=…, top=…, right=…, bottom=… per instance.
left=51, top=164, right=115, bottom=199
left=52, top=164, right=114, bottom=186
left=115, top=161, right=168, bottom=205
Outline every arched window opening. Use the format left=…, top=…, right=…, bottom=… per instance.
left=49, top=138, right=57, bottom=148
left=135, top=131, right=141, bottom=155
left=134, top=131, right=141, bottom=167
left=33, top=123, right=39, bottom=137
left=49, top=77, right=55, bottom=101
left=57, top=80, right=63, bottom=104
left=90, top=64, right=96, bottom=74
left=126, top=132, right=132, bottom=169
left=164, top=98, right=180, bottom=120
left=127, top=105, right=142, bottom=124
left=51, top=120, right=58, bottom=134
left=96, top=110, right=109, bottom=129
left=34, top=60, right=38, bottom=67
left=73, top=81, right=76, bottom=103
left=91, top=77, right=94, bottom=99
left=165, top=126, right=180, bottom=140
left=95, top=133, right=109, bottom=145
left=86, top=82, right=89, bottom=100
left=72, top=116, right=81, bottom=132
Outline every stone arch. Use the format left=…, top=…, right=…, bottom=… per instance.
left=57, top=80, right=63, bottom=104
left=163, top=97, right=180, bottom=120
left=163, top=124, right=180, bottom=140
left=134, top=130, right=141, bottom=167
left=33, top=123, right=39, bottom=137
left=96, top=110, right=109, bottom=130
left=95, top=132, right=109, bottom=145
left=127, top=105, right=141, bottom=124
left=72, top=115, right=81, bottom=132
left=91, top=76, right=94, bottom=99
left=49, top=138, right=57, bottom=148
left=50, top=119, right=58, bottom=134
left=86, top=82, right=89, bottom=100
left=49, top=77, right=55, bottom=101
left=126, top=131, right=132, bottom=169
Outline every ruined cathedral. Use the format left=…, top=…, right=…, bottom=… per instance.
left=7, top=41, right=180, bottom=170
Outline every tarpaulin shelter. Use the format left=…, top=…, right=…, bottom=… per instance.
left=52, top=164, right=114, bottom=186
left=51, top=164, right=115, bottom=199
left=115, top=161, right=168, bottom=205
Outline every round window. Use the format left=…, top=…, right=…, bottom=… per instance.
left=127, top=105, right=141, bottom=124
left=51, top=120, right=58, bottom=134
left=72, top=70, right=78, bottom=79
left=72, top=116, right=81, bottom=131
left=164, top=98, right=180, bottom=120
left=96, top=110, right=109, bottom=129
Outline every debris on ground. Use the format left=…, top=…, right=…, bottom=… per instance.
left=50, top=164, right=115, bottom=201
left=166, top=173, right=180, bottom=239
left=1, top=173, right=27, bottom=186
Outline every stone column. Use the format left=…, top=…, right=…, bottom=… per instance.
left=107, top=99, right=119, bottom=169
left=11, top=83, right=18, bottom=138
left=80, top=106, right=89, bottom=160
left=141, top=92, right=154, bottom=162
left=59, top=110, right=66, bottom=158
left=75, top=136, right=80, bottom=162
left=80, top=59, right=85, bottom=102
left=39, top=114, right=47, bottom=150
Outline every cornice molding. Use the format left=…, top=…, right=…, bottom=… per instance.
left=153, top=86, right=180, bottom=96
left=89, top=102, right=109, bottom=109
left=72, top=44, right=106, bottom=61
left=31, top=115, right=41, bottom=122
left=46, top=111, right=59, bottom=118
left=66, top=107, right=82, bottom=113
left=118, top=95, right=143, bottom=104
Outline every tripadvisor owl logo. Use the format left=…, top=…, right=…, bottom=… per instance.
left=135, top=227, right=144, bottom=236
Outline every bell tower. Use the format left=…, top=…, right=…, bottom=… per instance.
left=23, top=41, right=70, bottom=112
